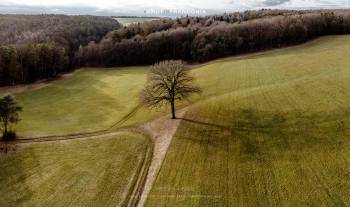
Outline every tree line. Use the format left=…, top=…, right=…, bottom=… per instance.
left=2, top=11, right=350, bottom=85
left=103, top=9, right=312, bottom=44
left=0, top=14, right=120, bottom=85
left=0, top=44, right=68, bottom=85
left=77, top=10, right=350, bottom=67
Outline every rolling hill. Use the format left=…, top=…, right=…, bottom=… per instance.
left=145, top=35, right=350, bottom=206
left=1, top=35, right=350, bottom=206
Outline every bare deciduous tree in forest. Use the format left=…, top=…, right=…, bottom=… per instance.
left=140, top=60, right=201, bottom=119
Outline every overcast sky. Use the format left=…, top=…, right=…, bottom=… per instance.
left=1, top=0, right=349, bottom=16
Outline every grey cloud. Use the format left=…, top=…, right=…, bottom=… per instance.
left=262, top=0, right=291, bottom=6
left=0, top=3, right=219, bottom=17
left=0, top=0, right=348, bottom=17
left=0, top=4, right=101, bottom=15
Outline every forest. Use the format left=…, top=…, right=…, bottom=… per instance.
left=2, top=10, right=350, bottom=85
left=0, top=15, right=120, bottom=85
left=77, top=10, right=350, bottom=67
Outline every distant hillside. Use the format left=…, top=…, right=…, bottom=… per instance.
left=0, top=14, right=120, bottom=85
left=77, top=10, right=350, bottom=67
left=115, top=17, right=161, bottom=26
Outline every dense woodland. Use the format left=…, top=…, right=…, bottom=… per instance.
left=0, top=15, right=120, bottom=85
left=2, top=10, right=350, bottom=85
left=77, top=10, right=350, bottom=67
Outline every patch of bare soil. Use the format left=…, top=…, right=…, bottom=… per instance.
left=0, top=82, right=51, bottom=94
left=137, top=108, right=187, bottom=207
left=0, top=71, right=77, bottom=94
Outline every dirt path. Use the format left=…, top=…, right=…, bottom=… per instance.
left=0, top=70, right=78, bottom=94
left=136, top=108, right=187, bottom=207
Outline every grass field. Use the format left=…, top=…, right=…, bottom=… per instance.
left=11, top=67, right=167, bottom=137
left=0, top=132, right=150, bottom=207
left=2, top=35, right=350, bottom=206
left=115, top=17, right=160, bottom=26
left=145, top=35, right=350, bottom=206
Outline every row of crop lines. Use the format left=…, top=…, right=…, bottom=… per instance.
left=0, top=133, right=149, bottom=207
left=145, top=56, right=350, bottom=206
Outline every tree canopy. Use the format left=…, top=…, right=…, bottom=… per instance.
left=79, top=10, right=350, bottom=67
left=0, top=14, right=120, bottom=85
left=140, top=60, right=201, bottom=119
left=0, top=95, right=22, bottom=139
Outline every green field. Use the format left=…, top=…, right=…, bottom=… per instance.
left=2, top=35, right=350, bottom=206
left=12, top=67, right=166, bottom=137
left=145, top=36, right=350, bottom=206
left=0, top=132, right=150, bottom=207
left=115, top=17, right=160, bottom=26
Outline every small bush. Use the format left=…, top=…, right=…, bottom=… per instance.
left=2, top=131, right=17, bottom=141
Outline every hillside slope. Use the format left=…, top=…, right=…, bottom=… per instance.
left=0, top=132, right=150, bottom=207
left=145, top=35, right=350, bottom=206
left=1, top=35, right=350, bottom=207
left=11, top=68, right=162, bottom=137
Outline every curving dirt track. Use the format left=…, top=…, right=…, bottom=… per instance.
left=0, top=104, right=188, bottom=207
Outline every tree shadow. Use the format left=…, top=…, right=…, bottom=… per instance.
left=179, top=107, right=350, bottom=164
left=180, top=108, right=290, bottom=133
left=180, top=118, right=230, bottom=130
left=0, top=143, right=17, bottom=154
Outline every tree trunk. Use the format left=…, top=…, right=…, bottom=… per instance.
left=171, top=99, right=176, bottom=119
left=3, top=120, right=8, bottom=137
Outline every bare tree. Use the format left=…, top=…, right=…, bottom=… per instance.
left=140, top=60, right=201, bottom=119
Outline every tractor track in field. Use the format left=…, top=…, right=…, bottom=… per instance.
left=11, top=130, right=128, bottom=144
left=3, top=104, right=144, bottom=144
